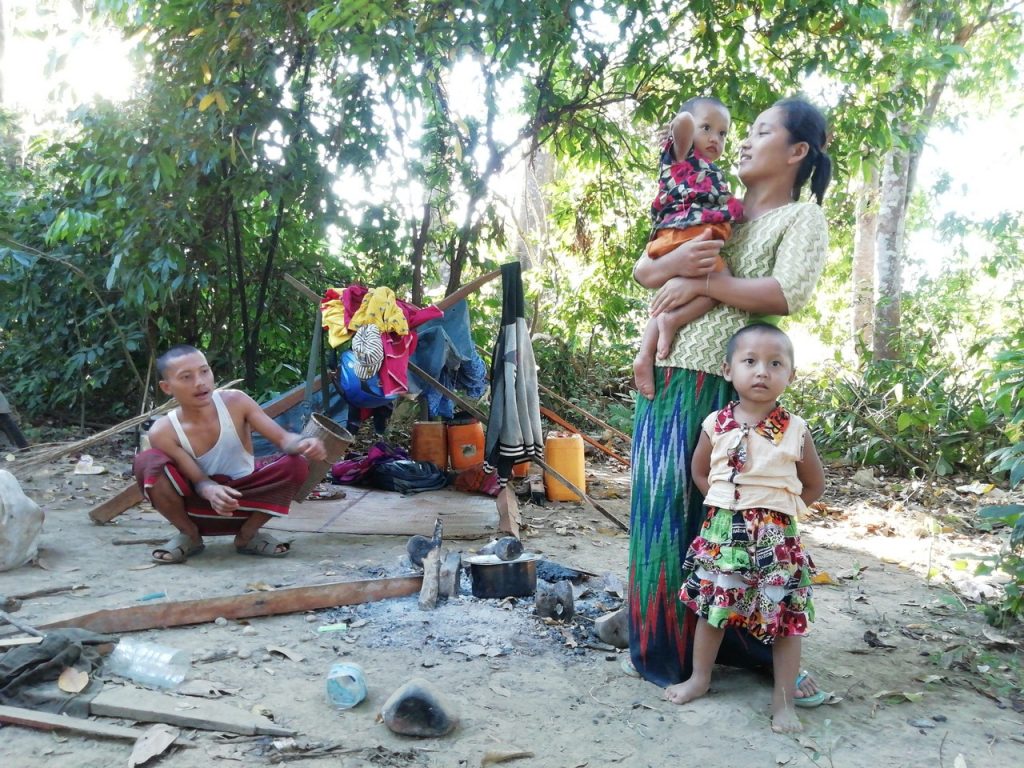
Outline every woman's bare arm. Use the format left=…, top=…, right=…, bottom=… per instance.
left=633, top=230, right=724, bottom=289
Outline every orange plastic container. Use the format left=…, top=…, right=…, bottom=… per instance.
left=410, top=421, right=448, bottom=469
left=512, top=461, right=531, bottom=478
left=447, top=419, right=485, bottom=471
left=543, top=433, right=585, bottom=501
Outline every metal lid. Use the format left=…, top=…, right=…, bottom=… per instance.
left=463, top=552, right=541, bottom=566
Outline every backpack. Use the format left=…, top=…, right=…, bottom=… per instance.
left=368, top=460, right=449, bottom=495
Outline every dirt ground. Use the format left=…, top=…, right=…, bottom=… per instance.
left=1, top=442, right=1023, bottom=768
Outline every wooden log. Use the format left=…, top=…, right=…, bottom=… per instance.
left=38, top=576, right=422, bottom=634
left=418, top=549, right=441, bottom=610
left=89, top=484, right=144, bottom=524
left=90, top=687, right=294, bottom=736
left=539, top=405, right=630, bottom=468
left=0, top=703, right=155, bottom=742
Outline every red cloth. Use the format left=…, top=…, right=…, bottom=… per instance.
left=323, top=285, right=443, bottom=396
left=133, top=449, right=309, bottom=536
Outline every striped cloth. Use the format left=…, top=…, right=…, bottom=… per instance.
left=483, top=262, right=544, bottom=481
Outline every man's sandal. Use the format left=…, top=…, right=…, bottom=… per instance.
left=235, top=532, right=291, bottom=558
left=152, top=533, right=206, bottom=564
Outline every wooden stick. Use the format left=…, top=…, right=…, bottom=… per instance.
left=540, top=405, right=630, bottom=468
left=39, top=576, right=422, bottom=634
left=16, top=379, right=242, bottom=470
left=11, top=584, right=87, bottom=600
left=435, top=267, right=502, bottom=311
left=111, top=538, right=168, bottom=546
left=0, top=704, right=166, bottom=743
left=0, top=636, right=44, bottom=648
left=538, top=381, right=632, bottom=445
left=90, top=687, right=294, bottom=737
left=0, top=609, right=44, bottom=637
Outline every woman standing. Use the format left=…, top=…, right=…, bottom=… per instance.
left=628, top=97, right=833, bottom=692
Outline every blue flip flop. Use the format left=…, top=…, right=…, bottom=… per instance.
left=794, top=671, right=828, bottom=708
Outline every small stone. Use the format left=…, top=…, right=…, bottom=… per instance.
left=238, top=649, right=252, bottom=660
left=214, top=617, right=228, bottom=627
left=381, top=678, right=458, bottom=737
left=261, top=653, right=273, bottom=662
left=594, top=607, right=629, bottom=648
left=242, top=626, right=257, bottom=636
left=305, top=614, right=318, bottom=623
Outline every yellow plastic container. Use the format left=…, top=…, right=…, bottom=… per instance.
left=543, top=433, right=585, bottom=502
left=447, top=419, right=485, bottom=471
left=410, top=421, right=448, bottom=470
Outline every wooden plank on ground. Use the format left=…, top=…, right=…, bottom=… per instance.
left=90, top=688, right=294, bottom=736
left=38, top=576, right=422, bottom=634
left=267, top=487, right=499, bottom=538
left=89, top=483, right=144, bottom=524
left=0, top=703, right=149, bottom=742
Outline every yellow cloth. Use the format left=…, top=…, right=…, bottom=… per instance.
left=322, top=299, right=350, bottom=348
left=350, top=287, right=409, bottom=336
left=321, top=287, right=410, bottom=349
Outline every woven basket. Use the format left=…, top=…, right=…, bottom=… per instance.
left=293, top=413, right=353, bottom=501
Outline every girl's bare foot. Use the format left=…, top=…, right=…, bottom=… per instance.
left=664, top=675, right=710, bottom=704
left=771, top=700, right=802, bottom=733
left=633, top=354, right=655, bottom=400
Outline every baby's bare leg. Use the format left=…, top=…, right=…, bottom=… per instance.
left=633, top=316, right=660, bottom=400
left=655, top=303, right=695, bottom=360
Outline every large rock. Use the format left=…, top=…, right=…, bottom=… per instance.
left=594, top=606, right=629, bottom=648
left=380, top=678, right=458, bottom=737
left=0, top=470, right=44, bottom=571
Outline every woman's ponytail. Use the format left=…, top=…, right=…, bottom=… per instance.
left=774, top=97, right=832, bottom=205
left=809, top=152, right=832, bottom=205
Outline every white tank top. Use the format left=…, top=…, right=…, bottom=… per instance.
left=168, top=391, right=255, bottom=479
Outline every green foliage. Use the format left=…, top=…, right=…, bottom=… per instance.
left=976, top=332, right=1024, bottom=626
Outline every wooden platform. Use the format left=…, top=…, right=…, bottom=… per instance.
left=266, top=487, right=499, bottom=539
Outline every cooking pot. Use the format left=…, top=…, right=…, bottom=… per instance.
left=465, top=553, right=539, bottom=599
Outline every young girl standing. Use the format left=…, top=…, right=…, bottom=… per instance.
left=664, top=322, right=825, bottom=733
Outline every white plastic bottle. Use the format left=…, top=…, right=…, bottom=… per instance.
left=105, top=637, right=190, bottom=689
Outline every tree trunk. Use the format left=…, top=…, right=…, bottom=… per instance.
left=852, top=164, right=879, bottom=351
left=514, top=150, right=555, bottom=271
left=872, top=145, right=910, bottom=359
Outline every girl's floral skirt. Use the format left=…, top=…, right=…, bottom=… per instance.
left=679, top=506, right=814, bottom=645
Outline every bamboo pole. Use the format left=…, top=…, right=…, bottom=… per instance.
left=13, top=379, right=242, bottom=470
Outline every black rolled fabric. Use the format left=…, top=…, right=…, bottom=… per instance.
left=483, top=262, right=544, bottom=483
